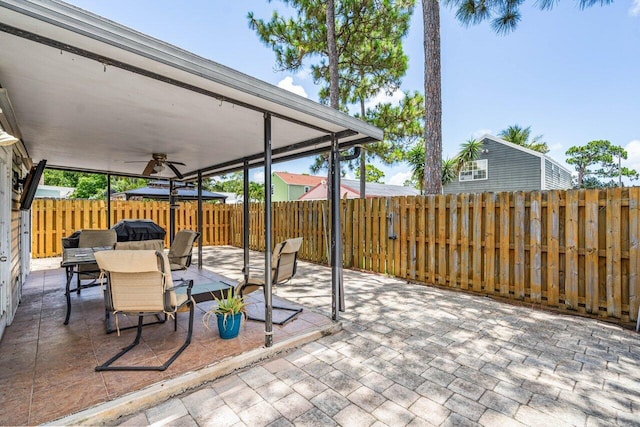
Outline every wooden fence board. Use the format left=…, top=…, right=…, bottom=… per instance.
left=499, top=192, right=510, bottom=297
left=529, top=192, right=542, bottom=302
left=400, top=197, right=408, bottom=278
left=485, top=193, right=496, bottom=294
left=472, top=193, right=482, bottom=292
left=514, top=192, right=525, bottom=299
left=427, top=196, right=436, bottom=283
left=460, top=194, right=470, bottom=291
left=408, top=197, right=417, bottom=280
left=449, top=194, right=459, bottom=288
left=547, top=191, right=560, bottom=307
left=606, top=188, right=622, bottom=318
left=417, top=197, right=426, bottom=282
left=565, top=190, right=579, bottom=310
left=437, top=195, right=447, bottom=286
left=372, top=198, right=380, bottom=273
left=630, top=187, right=640, bottom=322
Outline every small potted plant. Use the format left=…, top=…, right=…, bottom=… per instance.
left=203, top=288, right=246, bottom=339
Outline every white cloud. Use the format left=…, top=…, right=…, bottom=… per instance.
left=277, top=76, right=308, bottom=98
left=252, top=171, right=265, bottom=184
left=471, top=129, right=493, bottom=139
left=630, top=0, right=640, bottom=16
left=364, top=89, right=405, bottom=110
left=295, top=68, right=311, bottom=80
left=625, top=139, right=640, bottom=171
left=388, top=171, right=413, bottom=186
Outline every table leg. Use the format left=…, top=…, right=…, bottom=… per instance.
left=64, top=265, right=74, bottom=325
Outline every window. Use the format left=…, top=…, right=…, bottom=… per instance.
left=459, top=159, right=488, bottom=182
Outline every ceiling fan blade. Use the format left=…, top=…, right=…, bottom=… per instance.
left=168, top=161, right=186, bottom=166
left=166, top=162, right=184, bottom=179
left=142, top=160, right=156, bottom=176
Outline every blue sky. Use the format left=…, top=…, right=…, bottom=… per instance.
left=65, top=0, right=640, bottom=185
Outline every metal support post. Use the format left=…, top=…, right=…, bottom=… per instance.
left=197, top=171, right=203, bottom=270
left=243, top=159, right=250, bottom=285
left=264, top=113, right=273, bottom=347
left=106, top=173, right=111, bottom=228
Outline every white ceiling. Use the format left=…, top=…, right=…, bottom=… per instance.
left=0, top=0, right=382, bottom=180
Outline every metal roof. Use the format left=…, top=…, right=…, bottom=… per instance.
left=0, top=0, right=382, bottom=179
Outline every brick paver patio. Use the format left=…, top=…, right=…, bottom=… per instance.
left=115, top=246, right=640, bottom=426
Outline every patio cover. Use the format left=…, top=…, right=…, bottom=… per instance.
left=0, top=0, right=382, bottom=178
left=0, top=0, right=383, bottom=346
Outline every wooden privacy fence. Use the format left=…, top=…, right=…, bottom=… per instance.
left=31, top=199, right=230, bottom=257
left=32, top=188, right=640, bottom=324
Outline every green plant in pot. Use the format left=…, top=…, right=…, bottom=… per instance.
left=203, top=288, right=246, bottom=339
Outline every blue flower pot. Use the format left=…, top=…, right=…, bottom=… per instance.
left=217, top=313, right=242, bottom=339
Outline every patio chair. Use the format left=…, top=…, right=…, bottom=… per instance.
left=168, top=230, right=200, bottom=271
left=102, top=239, right=168, bottom=334
left=94, top=250, right=194, bottom=371
left=237, top=237, right=303, bottom=325
left=75, top=229, right=117, bottom=292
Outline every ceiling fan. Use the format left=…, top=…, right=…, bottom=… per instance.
left=131, top=153, right=186, bottom=179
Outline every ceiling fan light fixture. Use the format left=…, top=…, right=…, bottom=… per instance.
left=153, top=163, right=165, bottom=173
left=0, top=129, right=19, bottom=146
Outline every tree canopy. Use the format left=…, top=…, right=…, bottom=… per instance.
left=420, top=0, right=613, bottom=194
left=43, top=170, right=147, bottom=199
left=249, top=0, right=416, bottom=193
left=565, top=140, right=639, bottom=188
left=208, top=173, right=265, bottom=202
left=498, top=124, right=549, bottom=153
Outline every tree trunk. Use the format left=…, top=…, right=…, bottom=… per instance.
left=360, top=97, right=366, bottom=198
left=422, top=0, right=442, bottom=194
left=326, top=0, right=339, bottom=110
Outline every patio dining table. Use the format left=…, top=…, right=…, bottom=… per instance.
left=60, top=246, right=112, bottom=325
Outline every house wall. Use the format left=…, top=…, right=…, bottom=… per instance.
left=444, top=138, right=542, bottom=194
left=0, top=145, right=30, bottom=340
left=544, top=159, right=573, bottom=190
left=272, top=174, right=289, bottom=202
left=287, top=184, right=309, bottom=201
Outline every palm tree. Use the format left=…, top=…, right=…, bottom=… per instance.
left=498, top=125, right=549, bottom=153
left=441, top=157, right=457, bottom=186
left=454, top=138, right=483, bottom=171
left=406, top=143, right=426, bottom=193
left=420, top=0, right=612, bottom=193
left=407, top=138, right=483, bottom=191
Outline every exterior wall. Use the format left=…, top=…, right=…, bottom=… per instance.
left=444, top=138, right=542, bottom=194
left=272, top=174, right=289, bottom=202
left=0, top=146, right=29, bottom=340
left=287, top=184, right=310, bottom=201
left=299, top=184, right=359, bottom=200
left=544, top=159, right=573, bottom=190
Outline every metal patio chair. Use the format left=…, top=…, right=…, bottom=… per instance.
left=168, top=230, right=200, bottom=272
left=237, top=237, right=303, bottom=325
left=94, top=250, right=194, bottom=371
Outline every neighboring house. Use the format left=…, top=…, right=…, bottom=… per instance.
left=272, top=172, right=325, bottom=202
left=443, top=134, right=573, bottom=194
left=299, top=179, right=420, bottom=200
left=35, top=185, right=74, bottom=199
